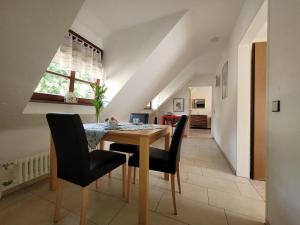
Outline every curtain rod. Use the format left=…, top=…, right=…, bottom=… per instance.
left=68, top=29, right=103, bottom=58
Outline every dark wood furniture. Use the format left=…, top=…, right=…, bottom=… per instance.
left=190, top=115, right=208, bottom=129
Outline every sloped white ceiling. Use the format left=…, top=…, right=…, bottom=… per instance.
left=75, top=0, right=244, bottom=40
left=103, top=11, right=186, bottom=101
left=154, top=50, right=222, bottom=109
left=101, top=12, right=197, bottom=120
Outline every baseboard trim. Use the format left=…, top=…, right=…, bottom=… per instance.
left=265, top=219, right=270, bottom=225
left=213, top=138, right=237, bottom=175
left=0, top=174, right=49, bottom=199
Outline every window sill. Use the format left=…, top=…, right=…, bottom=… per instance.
left=30, top=93, right=92, bottom=106
left=30, top=99, right=92, bottom=106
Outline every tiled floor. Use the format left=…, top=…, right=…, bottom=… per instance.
left=0, top=136, right=266, bottom=225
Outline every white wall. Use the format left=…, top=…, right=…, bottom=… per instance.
left=267, top=0, right=300, bottom=224
left=0, top=0, right=85, bottom=162
left=190, top=86, right=212, bottom=116
left=236, top=0, right=267, bottom=178
left=23, top=102, right=95, bottom=115
left=213, top=0, right=264, bottom=172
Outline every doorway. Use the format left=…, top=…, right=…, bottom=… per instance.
left=188, top=86, right=212, bottom=138
left=250, top=42, right=267, bottom=180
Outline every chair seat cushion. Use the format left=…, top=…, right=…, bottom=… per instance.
left=109, top=143, right=139, bottom=154
left=86, top=150, right=126, bottom=186
left=128, top=147, right=174, bottom=174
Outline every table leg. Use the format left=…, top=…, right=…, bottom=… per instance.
left=139, top=137, right=150, bottom=225
left=164, top=132, right=171, bottom=181
left=50, top=136, right=57, bottom=191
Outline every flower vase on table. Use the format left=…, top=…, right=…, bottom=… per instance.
left=90, top=82, right=107, bottom=124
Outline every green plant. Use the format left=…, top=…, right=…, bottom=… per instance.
left=90, top=82, right=108, bottom=123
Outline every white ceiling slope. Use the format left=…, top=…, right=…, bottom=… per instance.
left=154, top=50, right=222, bottom=109
left=74, top=0, right=244, bottom=41
left=101, top=11, right=197, bottom=121
left=103, top=11, right=186, bottom=101
left=0, top=0, right=85, bottom=129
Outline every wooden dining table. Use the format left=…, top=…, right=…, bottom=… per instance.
left=49, top=124, right=172, bottom=225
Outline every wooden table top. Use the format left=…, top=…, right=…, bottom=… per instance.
left=102, top=125, right=171, bottom=145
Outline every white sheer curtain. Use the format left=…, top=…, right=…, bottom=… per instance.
left=52, top=33, right=103, bottom=80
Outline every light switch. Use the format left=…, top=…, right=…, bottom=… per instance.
left=272, top=100, right=280, bottom=112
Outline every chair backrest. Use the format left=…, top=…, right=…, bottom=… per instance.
left=168, top=115, right=188, bottom=173
left=46, top=113, right=90, bottom=185
left=129, top=113, right=149, bottom=124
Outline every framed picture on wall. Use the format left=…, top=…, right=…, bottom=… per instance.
left=173, top=98, right=184, bottom=112
left=222, top=61, right=229, bottom=99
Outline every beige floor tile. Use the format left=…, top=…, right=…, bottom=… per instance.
left=177, top=182, right=208, bottom=204
left=126, top=182, right=165, bottom=211
left=0, top=194, right=68, bottom=225
left=157, top=193, right=228, bottom=225
left=0, top=189, right=33, bottom=211
left=250, top=180, right=266, bottom=201
left=236, top=182, right=263, bottom=200
left=92, top=177, right=125, bottom=199
left=56, top=213, right=97, bottom=225
left=62, top=189, right=125, bottom=225
left=202, top=168, right=248, bottom=184
left=208, top=189, right=265, bottom=220
left=110, top=203, right=187, bottom=225
left=187, top=173, right=240, bottom=195
left=180, top=164, right=203, bottom=176
left=226, top=210, right=265, bottom=225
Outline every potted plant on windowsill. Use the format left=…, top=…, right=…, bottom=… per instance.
left=90, top=82, right=107, bottom=123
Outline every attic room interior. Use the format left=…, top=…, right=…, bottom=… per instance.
left=0, top=0, right=299, bottom=225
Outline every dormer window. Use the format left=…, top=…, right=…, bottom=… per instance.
left=31, top=30, right=104, bottom=105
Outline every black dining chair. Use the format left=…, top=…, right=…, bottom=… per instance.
left=109, top=113, right=149, bottom=182
left=126, top=115, right=188, bottom=215
left=46, top=113, right=126, bottom=225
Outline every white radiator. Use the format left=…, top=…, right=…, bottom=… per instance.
left=15, top=152, right=50, bottom=184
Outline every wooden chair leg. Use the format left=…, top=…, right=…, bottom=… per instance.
left=122, top=164, right=126, bottom=199
left=133, top=167, right=136, bottom=184
left=54, top=178, right=63, bottom=222
left=95, top=179, right=100, bottom=190
left=171, top=174, right=177, bottom=215
left=126, top=166, right=132, bottom=203
left=176, top=165, right=181, bottom=194
left=80, top=186, right=89, bottom=225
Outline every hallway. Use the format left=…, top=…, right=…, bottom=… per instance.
left=0, top=136, right=265, bottom=225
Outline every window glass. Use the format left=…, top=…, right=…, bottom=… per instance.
left=75, top=71, right=97, bottom=82
left=74, top=81, right=94, bottom=99
left=35, top=72, right=69, bottom=95
left=47, top=62, right=70, bottom=76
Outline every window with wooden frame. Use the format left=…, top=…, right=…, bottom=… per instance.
left=31, top=30, right=104, bottom=105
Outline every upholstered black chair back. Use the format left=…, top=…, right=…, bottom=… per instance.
left=129, top=113, right=149, bottom=124
left=46, top=113, right=90, bottom=185
left=169, top=115, right=188, bottom=172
